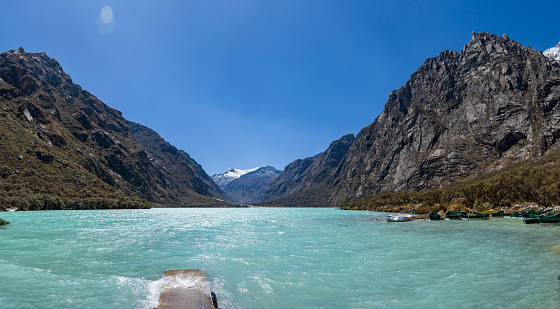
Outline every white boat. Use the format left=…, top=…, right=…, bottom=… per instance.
left=386, top=214, right=413, bottom=222
left=6, top=207, right=18, bottom=212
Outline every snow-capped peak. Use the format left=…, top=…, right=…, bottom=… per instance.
left=544, top=42, right=560, bottom=64
left=211, top=167, right=259, bottom=189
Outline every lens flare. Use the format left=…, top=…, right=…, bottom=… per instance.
left=100, top=5, right=113, bottom=24
left=97, top=5, right=115, bottom=36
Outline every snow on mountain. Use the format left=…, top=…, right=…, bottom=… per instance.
left=544, top=42, right=560, bottom=64
left=211, top=167, right=259, bottom=189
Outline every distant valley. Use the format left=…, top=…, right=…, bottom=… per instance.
left=211, top=166, right=281, bottom=204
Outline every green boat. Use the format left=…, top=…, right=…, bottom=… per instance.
left=444, top=211, right=461, bottom=220
left=428, top=212, right=443, bottom=220
left=459, top=212, right=490, bottom=220
left=490, top=210, right=505, bottom=217
left=504, top=212, right=523, bottom=218
left=525, top=209, right=550, bottom=218
left=524, top=212, right=560, bottom=224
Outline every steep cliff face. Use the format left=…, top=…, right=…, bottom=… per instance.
left=128, top=122, right=226, bottom=201
left=221, top=166, right=281, bottom=204
left=328, top=32, right=560, bottom=205
left=263, top=134, right=354, bottom=203
left=0, top=47, right=230, bottom=207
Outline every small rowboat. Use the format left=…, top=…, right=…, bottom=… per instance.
left=429, top=212, right=443, bottom=220
left=459, top=212, right=490, bottom=220
left=386, top=214, right=413, bottom=222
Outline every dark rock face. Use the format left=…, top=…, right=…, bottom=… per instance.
left=263, top=134, right=355, bottom=203
left=0, top=48, right=229, bottom=206
left=128, top=122, right=226, bottom=201
left=327, top=32, right=560, bottom=205
left=221, top=166, right=281, bottom=204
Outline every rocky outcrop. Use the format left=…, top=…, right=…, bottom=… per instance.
left=262, top=134, right=354, bottom=203
left=0, top=47, right=231, bottom=207
left=221, top=166, right=281, bottom=204
left=327, top=32, right=560, bottom=205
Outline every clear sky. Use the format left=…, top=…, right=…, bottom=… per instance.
left=1, top=1, right=559, bottom=175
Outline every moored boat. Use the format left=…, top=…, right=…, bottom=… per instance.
left=490, top=210, right=504, bottom=217
left=523, top=212, right=560, bottom=224
left=524, top=209, right=549, bottom=218
left=444, top=211, right=462, bottom=220
left=428, top=212, right=443, bottom=220
left=504, top=212, right=522, bottom=218
left=459, top=212, right=490, bottom=220
left=386, top=214, right=413, bottom=222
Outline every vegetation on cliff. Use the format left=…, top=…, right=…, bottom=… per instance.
left=341, top=149, right=560, bottom=212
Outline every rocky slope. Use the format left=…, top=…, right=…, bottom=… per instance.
left=128, top=122, right=227, bottom=202
left=262, top=134, right=354, bottom=204
left=327, top=32, right=560, bottom=205
left=221, top=166, right=281, bottom=204
left=0, top=47, right=230, bottom=208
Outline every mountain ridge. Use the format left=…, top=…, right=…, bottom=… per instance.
left=0, top=47, right=232, bottom=209
left=260, top=32, right=560, bottom=207
left=261, top=133, right=354, bottom=205
left=221, top=166, right=282, bottom=204
left=326, top=32, right=560, bottom=205
left=128, top=121, right=227, bottom=203
left=211, top=167, right=260, bottom=189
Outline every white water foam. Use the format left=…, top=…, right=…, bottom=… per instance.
left=133, top=272, right=212, bottom=309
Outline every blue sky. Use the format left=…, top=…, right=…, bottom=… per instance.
left=1, top=1, right=559, bottom=175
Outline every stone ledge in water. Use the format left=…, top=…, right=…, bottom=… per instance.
left=156, top=269, right=215, bottom=309
left=0, top=218, right=9, bottom=226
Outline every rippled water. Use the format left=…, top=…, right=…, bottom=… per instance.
left=1, top=208, right=560, bottom=308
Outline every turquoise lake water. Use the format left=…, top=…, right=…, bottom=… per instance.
left=1, top=208, right=560, bottom=308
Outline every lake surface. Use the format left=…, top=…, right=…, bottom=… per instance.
left=1, top=208, right=560, bottom=308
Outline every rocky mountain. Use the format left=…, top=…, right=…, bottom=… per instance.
left=545, top=42, right=560, bottom=64
left=0, top=47, right=231, bottom=209
left=327, top=32, right=560, bottom=205
left=128, top=122, right=226, bottom=202
left=259, top=32, right=560, bottom=207
left=211, top=167, right=259, bottom=189
left=261, top=134, right=354, bottom=205
left=220, top=166, right=282, bottom=204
